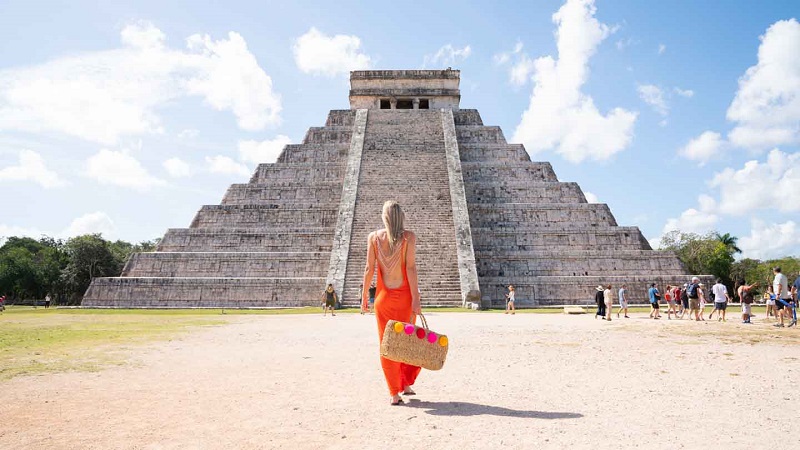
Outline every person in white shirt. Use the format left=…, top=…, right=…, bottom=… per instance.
left=617, top=284, right=629, bottom=319
left=708, top=279, right=731, bottom=322
left=773, top=267, right=791, bottom=328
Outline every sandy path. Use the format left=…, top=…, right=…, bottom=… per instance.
left=1, top=312, right=798, bottom=449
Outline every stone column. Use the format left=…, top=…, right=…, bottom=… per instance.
left=413, top=98, right=420, bottom=109
left=440, top=109, right=482, bottom=307
left=390, top=98, right=397, bottom=109
left=326, top=109, right=368, bottom=300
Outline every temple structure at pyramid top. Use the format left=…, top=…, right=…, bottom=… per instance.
left=83, top=69, right=702, bottom=309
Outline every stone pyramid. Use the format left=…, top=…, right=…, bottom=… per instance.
left=83, top=69, right=696, bottom=308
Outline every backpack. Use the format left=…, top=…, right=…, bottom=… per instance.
left=687, top=283, right=698, bottom=299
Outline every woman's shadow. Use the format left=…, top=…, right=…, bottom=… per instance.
left=404, top=399, right=582, bottom=419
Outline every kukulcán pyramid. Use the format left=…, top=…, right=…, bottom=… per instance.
left=83, top=69, right=698, bottom=308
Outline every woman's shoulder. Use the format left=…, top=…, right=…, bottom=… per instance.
left=403, top=230, right=416, bottom=241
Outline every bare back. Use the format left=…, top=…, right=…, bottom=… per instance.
left=362, top=228, right=420, bottom=307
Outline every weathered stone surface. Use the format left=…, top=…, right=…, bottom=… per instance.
left=84, top=69, right=703, bottom=308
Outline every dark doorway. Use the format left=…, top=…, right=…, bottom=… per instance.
left=419, top=99, right=430, bottom=109
left=396, top=99, right=413, bottom=109
left=380, top=99, right=391, bottom=109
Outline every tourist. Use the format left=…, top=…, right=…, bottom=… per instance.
left=673, top=284, right=684, bottom=318
left=505, top=285, right=516, bottom=315
left=698, top=283, right=708, bottom=321
left=648, top=283, right=661, bottom=319
left=687, top=277, right=702, bottom=321
left=664, top=285, right=677, bottom=319
left=594, top=285, right=605, bottom=319
left=678, top=284, right=690, bottom=319
left=44, top=294, right=51, bottom=309
left=773, top=267, right=792, bottom=328
left=322, top=284, right=337, bottom=317
left=0, top=294, right=5, bottom=312
left=603, top=284, right=613, bottom=321
left=617, top=283, right=629, bottom=318
left=368, top=283, right=376, bottom=314
left=361, top=201, right=421, bottom=406
left=764, top=286, right=776, bottom=319
left=737, top=280, right=757, bottom=324
left=708, top=279, right=731, bottom=322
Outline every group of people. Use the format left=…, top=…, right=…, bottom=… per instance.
left=595, top=267, right=798, bottom=326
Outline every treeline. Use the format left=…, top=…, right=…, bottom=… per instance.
left=660, top=231, right=799, bottom=294
left=0, top=234, right=158, bottom=305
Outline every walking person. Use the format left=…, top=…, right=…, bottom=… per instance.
left=698, top=283, right=708, bottom=321
left=708, top=279, right=731, bottom=322
left=603, top=284, right=613, bottom=321
left=594, top=285, right=605, bottom=319
left=738, top=280, right=757, bottom=324
left=687, top=278, right=702, bottom=321
left=664, top=285, right=677, bottom=319
left=648, top=283, right=661, bottom=319
left=617, top=284, right=629, bottom=318
left=0, top=294, right=5, bottom=313
left=764, top=287, right=776, bottom=319
left=44, top=294, right=51, bottom=309
left=361, top=201, right=422, bottom=406
left=322, top=284, right=337, bottom=317
left=773, top=267, right=792, bottom=328
left=505, top=285, right=516, bottom=314
left=367, top=283, right=376, bottom=314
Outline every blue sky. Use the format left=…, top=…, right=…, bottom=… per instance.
left=0, top=0, right=798, bottom=259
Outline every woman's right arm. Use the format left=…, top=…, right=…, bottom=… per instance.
left=361, top=232, right=376, bottom=310
left=405, top=232, right=421, bottom=314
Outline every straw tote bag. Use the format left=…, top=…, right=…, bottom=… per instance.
left=380, top=313, right=448, bottom=371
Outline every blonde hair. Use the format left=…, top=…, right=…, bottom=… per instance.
left=382, top=200, right=405, bottom=249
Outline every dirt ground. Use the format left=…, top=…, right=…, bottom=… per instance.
left=1, top=311, right=799, bottom=449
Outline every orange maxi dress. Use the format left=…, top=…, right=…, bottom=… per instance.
left=374, top=234, right=421, bottom=396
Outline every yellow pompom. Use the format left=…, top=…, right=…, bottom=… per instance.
left=438, top=336, right=448, bottom=347
left=393, top=322, right=404, bottom=333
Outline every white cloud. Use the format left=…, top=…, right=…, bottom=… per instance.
left=512, top=0, right=637, bottom=163
left=163, top=157, right=191, bottom=178
left=658, top=43, right=666, bottom=55
left=637, top=84, right=668, bottom=116
left=423, top=44, right=472, bottom=68
left=0, top=149, right=66, bottom=188
left=726, top=19, right=800, bottom=150
left=678, top=131, right=724, bottom=165
left=62, top=211, right=115, bottom=237
left=494, top=41, right=535, bottom=86
left=177, top=129, right=199, bottom=139
left=738, top=220, right=800, bottom=260
left=0, top=21, right=281, bottom=145
left=238, top=135, right=292, bottom=165
left=674, top=87, right=694, bottom=98
left=710, top=148, right=800, bottom=215
left=86, top=149, right=166, bottom=191
left=0, top=224, right=45, bottom=243
left=509, top=54, right=535, bottom=87
left=292, top=27, right=372, bottom=77
left=205, top=155, right=251, bottom=178
left=615, top=37, right=634, bottom=51
left=661, top=195, right=719, bottom=235
left=583, top=191, right=599, bottom=203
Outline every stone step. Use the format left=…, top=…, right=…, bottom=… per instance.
left=276, top=144, right=350, bottom=164
left=461, top=161, right=559, bottom=182
left=222, top=183, right=342, bottom=205
left=466, top=181, right=586, bottom=203
left=158, top=228, right=334, bottom=252
left=452, top=109, right=484, bottom=126
left=456, top=126, right=506, bottom=144
left=250, top=162, right=345, bottom=184
left=82, top=277, right=328, bottom=308
left=470, top=226, right=650, bottom=250
left=467, top=203, right=617, bottom=228
left=303, top=127, right=353, bottom=144
left=123, top=252, right=330, bottom=278
left=458, top=143, right=530, bottom=162
left=190, top=205, right=339, bottom=229
left=325, top=110, right=357, bottom=126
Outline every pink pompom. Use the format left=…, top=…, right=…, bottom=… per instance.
left=427, top=332, right=437, bottom=343
left=404, top=324, right=415, bottom=335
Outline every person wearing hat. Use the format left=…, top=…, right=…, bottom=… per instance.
left=594, top=285, right=606, bottom=319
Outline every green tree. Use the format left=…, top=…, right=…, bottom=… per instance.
left=715, top=232, right=742, bottom=254
left=61, top=234, right=119, bottom=304
left=660, top=231, right=735, bottom=284
left=0, top=236, right=68, bottom=302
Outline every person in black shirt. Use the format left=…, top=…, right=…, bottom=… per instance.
left=322, top=284, right=337, bottom=317
left=594, top=285, right=605, bottom=319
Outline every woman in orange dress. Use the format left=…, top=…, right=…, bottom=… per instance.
left=361, top=201, right=422, bottom=406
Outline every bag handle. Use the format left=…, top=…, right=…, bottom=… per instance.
left=411, top=313, right=429, bottom=331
